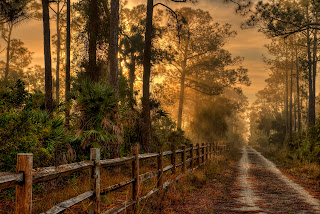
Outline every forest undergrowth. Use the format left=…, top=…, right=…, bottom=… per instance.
left=142, top=148, right=241, bottom=214
left=254, top=144, right=320, bottom=199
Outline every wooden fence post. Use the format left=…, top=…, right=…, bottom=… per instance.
left=171, top=144, right=176, bottom=175
left=90, top=148, right=101, bottom=214
left=157, top=146, right=163, bottom=189
left=196, top=143, right=200, bottom=167
left=16, top=153, right=33, bottom=214
left=182, top=145, right=186, bottom=173
left=132, top=145, right=139, bottom=212
left=190, top=144, right=194, bottom=170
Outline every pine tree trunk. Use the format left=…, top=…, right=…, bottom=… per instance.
left=65, top=0, right=71, bottom=126
left=4, top=24, right=13, bottom=83
left=109, top=0, right=119, bottom=96
left=142, top=0, right=153, bottom=152
left=129, top=52, right=136, bottom=108
left=42, top=0, right=53, bottom=114
left=177, top=40, right=189, bottom=130
left=293, top=94, right=297, bottom=132
left=306, top=14, right=314, bottom=127
left=285, top=47, right=289, bottom=137
left=295, top=44, right=301, bottom=133
left=88, top=0, right=98, bottom=81
left=129, top=52, right=135, bottom=92
left=289, top=52, right=293, bottom=141
left=56, top=1, right=61, bottom=103
left=177, top=70, right=186, bottom=130
left=312, top=27, right=317, bottom=125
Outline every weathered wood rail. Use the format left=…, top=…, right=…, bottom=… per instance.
left=0, top=143, right=227, bottom=214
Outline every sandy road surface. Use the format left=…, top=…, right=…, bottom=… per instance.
left=234, top=147, right=320, bottom=213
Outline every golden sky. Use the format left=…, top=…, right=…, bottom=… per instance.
left=0, top=0, right=272, bottom=104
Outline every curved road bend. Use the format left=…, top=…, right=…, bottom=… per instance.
left=234, top=147, right=320, bottom=214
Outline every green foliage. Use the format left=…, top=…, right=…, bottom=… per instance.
left=71, top=78, right=120, bottom=159
left=253, top=111, right=320, bottom=164
left=73, top=79, right=117, bottom=126
left=0, top=79, right=28, bottom=108
left=151, top=98, right=190, bottom=150
left=0, top=80, right=69, bottom=171
left=294, top=122, right=320, bottom=163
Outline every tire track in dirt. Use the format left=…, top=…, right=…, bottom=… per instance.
left=234, top=147, right=320, bottom=213
left=234, top=147, right=264, bottom=213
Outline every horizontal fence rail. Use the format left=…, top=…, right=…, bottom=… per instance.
left=0, top=143, right=228, bottom=214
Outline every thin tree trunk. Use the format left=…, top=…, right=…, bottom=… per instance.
left=109, top=0, right=119, bottom=96
left=88, top=0, right=98, bottom=81
left=4, top=24, right=13, bottom=83
left=56, top=1, right=61, bottom=103
left=142, top=0, right=153, bottom=152
left=177, top=40, right=189, bottom=130
left=42, top=0, right=53, bottom=113
left=285, top=46, right=289, bottom=137
left=129, top=52, right=135, bottom=92
left=312, top=26, right=317, bottom=125
left=109, top=0, right=120, bottom=157
left=177, top=70, right=186, bottom=130
left=295, top=44, right=301, bottom=133
left=289, top=50, right=293, bottom=141
left=306, top=12, right=314, bottom=127
left=65, top=0, right=71, bottom=127
left=293, top=94, right=297, bottom=133
left=129, top=52, right=136, bottom=108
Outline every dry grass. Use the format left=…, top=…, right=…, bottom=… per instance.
left=0, top=149, right=236, bottom=214
left=255, top=145, right=320, bottom=185
left=141, top=150, right=238, bottom=214
left=0, top=157, right=168, bottom=213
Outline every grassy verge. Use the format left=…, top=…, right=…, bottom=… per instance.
left=254, top=144, right=320, bottom=187
left=141, top=148, right=241, bottom=214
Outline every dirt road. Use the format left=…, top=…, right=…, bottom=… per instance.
left=161, top=147, right=320, bottom=213
left=234, top=147, right=320, bottom=213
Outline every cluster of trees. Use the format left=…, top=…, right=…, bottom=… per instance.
left=0, top=0, right=250, bottom=171
left=242, top=0, right=320, bottom=162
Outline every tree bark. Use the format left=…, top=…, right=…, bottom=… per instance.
left=109, top=0, right=119, bottom=96
left=42, top=0, right=53, bottom=114
left=129, top=52, right=136, bottom=108
left=295, top=44, right=301, bottom=133
left=285, top=46, right=289, bottom=136
left=4, top=24, right=13, bottom=83
left=306, top=12, right=314, bottom=127
left=88, top=0, right=98, bottom=81
left=177, top=40, right=189, bottom=130
left=142, top=0, right=153, bottom=152
left=56, top=1, right=61, bottom=103
left=312, top=26, right=317, bottom=125
left=289, top=50, right=293, bottom=141
left=65, top=0, right=71, bottom=127
left=129, top=52, right=136, bottom=92
left=294, top=94, right=297, bottom=132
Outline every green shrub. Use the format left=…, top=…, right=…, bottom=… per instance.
left=71, top=78, right=120, bottom=159
left=0, top=80, right=69, bottom=171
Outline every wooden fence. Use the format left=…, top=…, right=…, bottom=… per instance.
left=0, top=143, right=227, bottom=214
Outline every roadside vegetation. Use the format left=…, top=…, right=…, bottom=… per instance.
left=142, top=146, right=242, bottom=213
left=240, top=0, right=320, bottom=184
